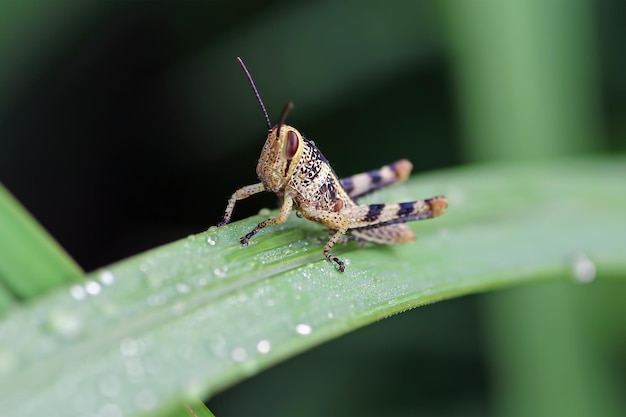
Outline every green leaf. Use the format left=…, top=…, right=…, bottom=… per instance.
left=0, top=184, right=83, bottom=305
left=0, top=157, right=624, bottom=416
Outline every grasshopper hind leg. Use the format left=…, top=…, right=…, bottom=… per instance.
left=349, top=223, right=415, bottom=245
left=340, top=159, right=413, bottom=200
left=323, top=224, right=414, bottom=272
left=323, top=228, right=349, bottom=272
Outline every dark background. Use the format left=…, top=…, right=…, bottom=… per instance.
left=1, top=1, right=624, bottom=416
left=0, top=2, right=461, bottom=271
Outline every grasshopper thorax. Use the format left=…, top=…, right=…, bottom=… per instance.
left=256, top=123, right=304, bottom=192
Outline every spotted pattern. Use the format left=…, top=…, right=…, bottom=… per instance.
left=220, top=123, right=447, bottom=273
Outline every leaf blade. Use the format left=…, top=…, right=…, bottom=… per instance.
left=0, top=158, right=624, bottom=417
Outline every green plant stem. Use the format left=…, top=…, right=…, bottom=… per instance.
left=439, top=1, right=619, bottom=416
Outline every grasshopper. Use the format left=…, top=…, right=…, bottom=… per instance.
left=218, top=57, right=448, bottom=272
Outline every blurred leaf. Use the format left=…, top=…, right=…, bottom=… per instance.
left=181, top=402, right=216, bottom=417
left=439, top=1, right=615, bottom=415
left=440, top=0, right=600, bottom=160
left=0, top=184, right=82, bottom=308
left=0, top=157, right=624, bottom=416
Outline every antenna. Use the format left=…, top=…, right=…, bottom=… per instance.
left=236, top=57, right=272, bottom=130
left=277, top=101, right=294, bottom=139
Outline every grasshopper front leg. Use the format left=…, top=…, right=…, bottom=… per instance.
left=218, top=182, right=266, bottom=226
left=240, top=195, right=294, bottom=245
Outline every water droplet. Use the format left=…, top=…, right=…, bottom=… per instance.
left=147, top=294, right=166, bottom=306
left=214, top=266, right=228, bottom=278
left=572, top=253, right=596, bottom=283
left=49, top=310, right=83, bottom=338
left=99, top=269, right=115, bottom=285
left=231, top=347, right=248, bottom=362
left=175, top=282, right=190, bottom=294
left=257, top=340, right=271, bottom=354
left=120, top=338, right=139, bottom=356
left=344, top=258, right=351, bottom=266
left=84, top=280, right=101, bottom=296
left=171, top=301, right=185, bottom=315
left=207, top=225, right=218, bottom=232
left=187, top=234, right=197, bottom=242
left=295, top=323, right=312, bottom=336
left=70, top=284, right=86, bottom=300
left=327, top=311, right=334, bottom=319
left=207, top=237, right=216, bottom=246
left=258, top=208, right=271, bottom=216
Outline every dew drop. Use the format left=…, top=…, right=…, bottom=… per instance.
left=70, top=284, right=86, bottom=300
left=207, top=225, right=218, bottom=232
left=175, top=282, right=190, bottom=294
left=257, top=340, right=271, bottom=354
left=572, top=253, right=596, bottom=283
left=258, top=208, right=271, bottom=216
left=214, top=266, right=228, bottom=278
left=120, top=338, right=139, bottom=356
left=171, top=301, right=185, bottom=315
left=84, top=280, right=102, bottom=296
left=147, top=294, right=166, bottom=306
left=231, top=347, right=248, bottom=362
left=207, top=237, right=216, bottom=246
left=295, top=323, right=312, bottom=336
left=49, top=310, right=83, bottom=338
left=182, top=382, right=207, bottom=404
left=99, top=269, right=115, bottom=285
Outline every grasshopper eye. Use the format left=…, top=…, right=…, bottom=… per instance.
left=286, top=131, right=299, bottom=159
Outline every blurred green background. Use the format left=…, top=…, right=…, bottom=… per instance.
left=0, top=0, right=624, bottom=416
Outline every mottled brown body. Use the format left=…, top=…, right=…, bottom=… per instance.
left=218, top=58, right=448, bottom=272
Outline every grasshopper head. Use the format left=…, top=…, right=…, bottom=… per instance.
left=256, top=123, right=304, bottom=192
left=234, top=58, right=303, bottom=192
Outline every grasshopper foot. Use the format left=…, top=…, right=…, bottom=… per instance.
left=332, top=256, right=345, bottom=273
left=324, top=251, right=345, bottom=272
